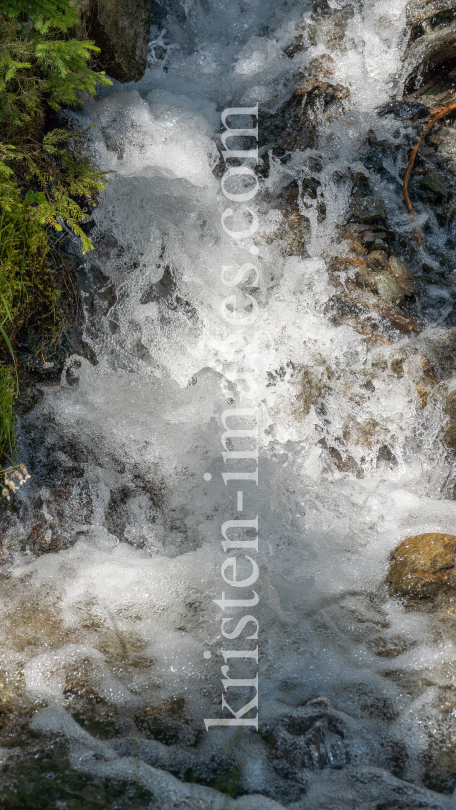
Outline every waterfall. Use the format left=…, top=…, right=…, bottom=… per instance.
left=3, top=0, right=456, bottom=807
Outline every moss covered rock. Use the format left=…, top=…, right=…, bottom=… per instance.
left=388, top=532, right=456, bottom=598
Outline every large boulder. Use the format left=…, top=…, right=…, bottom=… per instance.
left=82, top=0, right=151, bottom=83
left=388, top=532, right=456, bottom=598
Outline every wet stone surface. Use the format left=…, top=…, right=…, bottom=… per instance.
left=388, top=533, right=456, bottom=598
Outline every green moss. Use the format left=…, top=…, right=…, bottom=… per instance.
left=0, top=0, right=112, bottom=467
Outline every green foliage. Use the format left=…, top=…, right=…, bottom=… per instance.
left=1, top=1, right=78, bottom=31
left=1, top=131, right=106, bottom=254
left=0, top=1, right=111, bottom=138
left=0, top=0, right=112, bottom=465
left=0, top=364, right=15, bottom=458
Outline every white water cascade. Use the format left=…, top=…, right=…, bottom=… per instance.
left=3, top=0, right=456, bottom=807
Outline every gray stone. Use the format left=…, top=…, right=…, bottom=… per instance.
left=349, top=196, right=386, bottom=224
left=418, top=169, right=450, bottom=198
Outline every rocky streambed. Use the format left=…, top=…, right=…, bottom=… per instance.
left=5, top=0, right=456, bottom=808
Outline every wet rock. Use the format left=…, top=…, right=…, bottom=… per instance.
left=354, top=262, right=379, bottom=292
left=274, top=208, right=311, bottom=256
left=294, top=367, right=323, bottom=417
left=421, top=745, right=456, bottom=794
left=349, top=196, right=386, bottom=224
left=406, top=0, right=456, bottom=26
left=390, top=356, right=405, bottom=376
left=375, top=272, right=404, bottom=305
left=443, top=389, right=456, bottom=449
left=134, top=699, right=200, bottom=748
left=328, top=270, right=421, bottom=338
left=378, top=100, right=430, bottom=120
left=388, top=533, right=456, bottom=598
left=416, top=169, right=450, bottom=199
left=318, top=438, right=364, bottom=478
left=302, top=764, right=450, bottom=809
left=82, top=0, right=151, bottom=82
left=327, top=445, right=363, bottom=478
left=348, top=237, right=368, bottom=254
left=367, top=634, right=417, bottom=658
left=377, top=445, right=398, bottom=468
left=65, top=358, right=82, bottom=387
left=0, top=740, right=156, bottom=810
left=405, top=17, right=456, bottom=86
left=341, top=224, right=392, bottom=254
left=308, top=3, right=355, bottom=49
left=260, top=66, right=349, bottom=156
left=283, top=35, right=306, bottom=59
left=260, top=98, right=315, bottom=154
left=348, top=287, right=421, bottom=333
left=342, top=418, right=381, bottom=448
left=262, top=697, right=351, bottom=785
left=294, top=79, right=350, bottom=105
left=366, top=250, right=389, bottom=270
left=417, top=382, right=431, bottom=406
left=388, top=256, right=416, bottom=296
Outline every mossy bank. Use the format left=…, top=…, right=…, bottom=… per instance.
left=0, top=0, right=151, bottom=471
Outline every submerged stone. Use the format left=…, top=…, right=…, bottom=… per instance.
left=349, top=196, right=386, bottom=224
left=388, top=533, right=456, bottom=598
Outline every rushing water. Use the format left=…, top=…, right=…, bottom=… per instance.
left=4, top=0, right=456, bottom=807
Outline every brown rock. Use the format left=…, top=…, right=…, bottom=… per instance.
left=366, top=250, right=389, bottom=270
left=348, top=239, right=368, bottom=255
left=294, top=367, right=322, bottom=418
left=354, top=264, right=378, bottom=291
left=417, top=383, right=430, bottom=407
left=390, top=357, right=405, bottom=376
left=294, top=79, right=350, bottom=103
left=388, top=533, right=456, bottom=598
left=269, top=207, right=309, bottom=256
left=332, top=257, right=370, bottom=271
left=388, top=256, right=416, bottom=296
left=346, top=286, right=422, bottom=333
